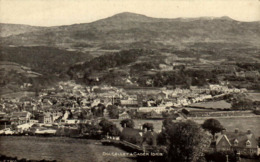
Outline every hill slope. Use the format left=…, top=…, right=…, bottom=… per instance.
left=0, top=23, right=46, bottom=37
left=0, top=61, right=42, bottom=94
left=0, top=12, right=260, bottom=89
left=0, top=46, right=92, bottom=75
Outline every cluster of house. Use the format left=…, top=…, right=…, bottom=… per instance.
left=111, top=124, right=260, bottom=156
left=235, top=71, right=260, bottom=78
left=215, top=129, right=259, bottom=156
left=103, top=122, right=158, bottom=149
left=160, top=56, right=259, bottom=79
left=120, top=126, right=158, bottom=147
left=0, top=79, right=253, bottom=136
left=1, top=93, right=259, bottom=158
left=0, top=80, right=250, bottom=125
left=132, top=84, right=245, bottom=108
left=0, top=110, right=63, bottom=126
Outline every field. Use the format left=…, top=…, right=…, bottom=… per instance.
left=0, top=136, right=134, bottom=162
left=246, top=93, right=260, bottom=102
left=0, top=91, right=35, bottom=99
left=113, top=117, right=260, bottom=137
left=188, top=100, right=232, bottom=109
left=194, top=117, right=260, bottom=137
left=123, top=87, right=163, bottom=95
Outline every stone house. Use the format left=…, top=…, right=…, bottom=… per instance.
left=215, top=129, right=259, bottom=156
left=11, top=111, right=31, bottom=124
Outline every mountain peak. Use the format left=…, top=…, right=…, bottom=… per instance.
left=219, top=16, right=233, bottom=20
left=113, top=12, right=147, bottom=17
left=105, top=12, right=153, bottom=22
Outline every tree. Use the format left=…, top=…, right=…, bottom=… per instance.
left=97, top=103, right=106, bottom=110
left=80, top=123, right=102, bottom=137
left=201, top=118, right=224, bottom=137
left=204, top=151, right=236, bottom=162
left=162, top=111, right=170, bottom=118
left=99, top=118, right=121, bottom=136
left=67, top=109, right=73, bottom=119
left=91, top=106, right=104, bottom=117
left=99, top=118, right=113, bottom=132
left=157, top=118, right=174, bottom=146
left=11, top=123, right=17, bottom=131
left=120, top=119, right=135, bottom=128
left=162, top=117, right=174, bottom=129
left=108, top=124, right=121, bottom=136
left=258, top=137, right=260, bottom=147
left=166, top=120, right=211, bottom=162
left=142, top=123, right=154, bottom=131
left=232, top=100, right=254, bottom=110
left=106, top=105, right=119, bottom=119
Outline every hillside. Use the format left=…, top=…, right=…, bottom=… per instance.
left=0, top=61, right=41, bottom=78
left=0, top=12, right=260, bottom=89
left=0, top=61, right=42, bottom=94
left=0, top=46, right=92, bottom=75
left=0, top=23, right=46, bottom=37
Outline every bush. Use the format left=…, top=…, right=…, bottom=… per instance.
left=120, top=119, right=135, bottom=128
left=204, top=151, right=237, bottom=162
left=253, top=110, right=260, bottom=115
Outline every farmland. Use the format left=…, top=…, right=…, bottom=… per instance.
left=0, top=137, right=134, bottom=162
left=0, top=91, right=35, bottom=99
left=188, top=100, right=232, bottom=109
left=113, top=117, right=260, bottom=137
left=247, top=93, right=260, bottom=102
left=194, top=117, right=260, bottom=137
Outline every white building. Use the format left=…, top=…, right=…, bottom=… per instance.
left=138, top=107, right=166, bottom=114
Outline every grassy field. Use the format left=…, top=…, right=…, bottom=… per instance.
left=194, top=117, right=260, bottom=137
left=114, top=117, right=260, bottom=138
left=0, top=91, right=35, bottom=99
left=188, top=100, right=232, bottom=109
left=247, top=93, right=260, bottom=102
left=0, top=137, right=134, bottom=162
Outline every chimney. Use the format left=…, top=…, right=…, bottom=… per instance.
left=235, top=128, right=239, bottom=133
left=161, top=126, right=165, bottom=131
left=247, top=129, right=251, bottom=134
left=221, top=129, right=226, bottom=135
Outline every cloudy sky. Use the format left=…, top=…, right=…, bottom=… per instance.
left=0, top=0, right=259, bottom=26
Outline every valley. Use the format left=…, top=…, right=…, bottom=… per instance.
left=0, top=12, right=260, bottom=162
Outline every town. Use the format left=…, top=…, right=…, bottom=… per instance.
left=1, top=2, right=260, bottom=161
left=0, top=80, right=259, bottom=161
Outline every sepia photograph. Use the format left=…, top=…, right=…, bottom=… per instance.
left=0, top=0, right=259, bottom=161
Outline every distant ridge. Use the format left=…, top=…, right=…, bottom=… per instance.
left=0, top=12, right=243, bottom=27
left=0, top=12, right=259, bottom=48
left=0, top=23, right=46, bottom=37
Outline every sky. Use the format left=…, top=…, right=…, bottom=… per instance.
left=0, top=0, right=259, bottom=26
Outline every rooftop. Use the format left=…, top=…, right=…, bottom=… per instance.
left=216, top=130, right=258, bottom=148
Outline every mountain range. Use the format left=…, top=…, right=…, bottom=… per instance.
left=1, top=12, right=260, bottom=50
left=0, top=12, right=260, bottom=91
